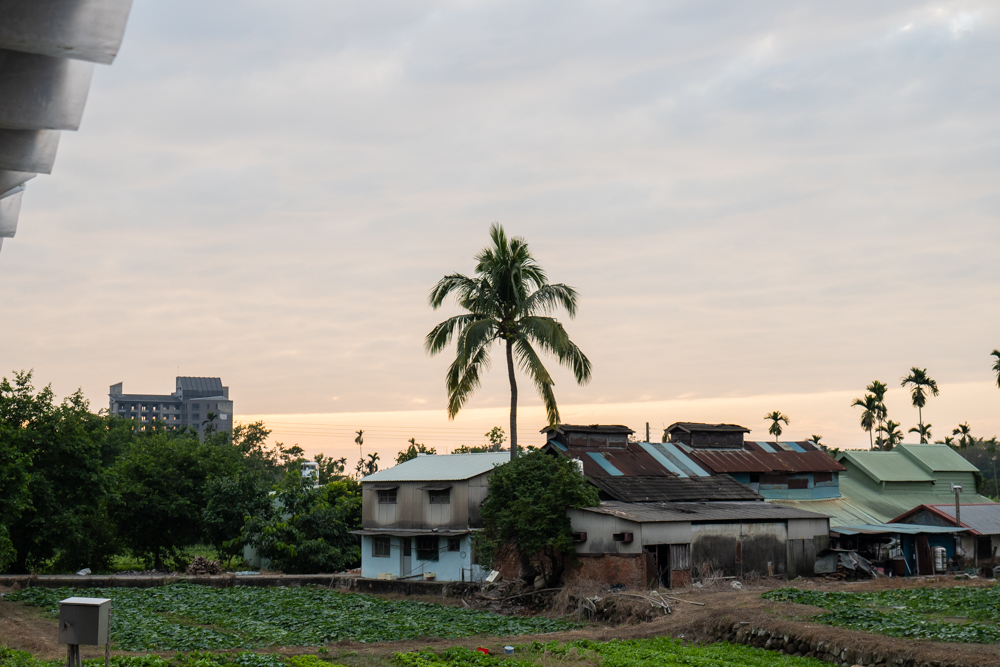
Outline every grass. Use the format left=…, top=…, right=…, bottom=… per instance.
left=763, top=585, right=1000, bottom=644
left=5, top=584, right=575, bottom=651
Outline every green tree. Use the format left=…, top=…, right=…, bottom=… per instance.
left=991, top=350, right=1000, bottom=389
left=809, top=435, right=822, bottom=446
left=901, top=367, right=938, bottom=443
left=396, top=438, right=437, bottom=465
left=426, top=223, right=592, bottom=460
left=485, top=426, right=506, bottom=451
left=1, top=371, right=131, bottom=573
left=908, top=423, right=932, bottom=443
left=202, top=471, right=274, bottom=566
left=355, top=452, right=380, bottom=477
left=851, top=394, right=879, bottom=450
left=953, top=422, right=974, bottom=450
left=477, top=450, right=599, bottom=586
left=866, top=380, right=889, bottom=436
left=313, top=453, right=348, bottom=483
left=241, top=477, right=362, bottom=574
left=877, top=420, right=903, bottom=450
left=111, top=431, right=243, bottom=569
left=764, top=411, right=789, bottom=443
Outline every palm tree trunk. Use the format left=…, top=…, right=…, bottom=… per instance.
left=918, top=406, right=923, bottom=441
left=507, top=338, right=518, bottom=461
left=869, top=429, right=873, bottom=451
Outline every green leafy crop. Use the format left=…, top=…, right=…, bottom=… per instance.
left=6, top=584, right=574, bottom=651
left=763, top=585, right=1000, bottom=644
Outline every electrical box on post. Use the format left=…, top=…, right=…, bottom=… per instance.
left=59, top=597, right=111, bottom=646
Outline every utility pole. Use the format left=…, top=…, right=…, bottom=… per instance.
left=645, top=422, right=650, bottom=443
left=952, top=483, right=963, bottom=528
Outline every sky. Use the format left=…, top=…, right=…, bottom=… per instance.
left=2, top=1, right=999, bottom=462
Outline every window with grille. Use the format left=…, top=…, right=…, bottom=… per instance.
left=377, top=489, right=397, bottom=504
left=416, top=537, right=439, bottom=561
left=447, top=537, right=461, bottom=552
left=428, top=489, right=450, bottom=505
left=373, top=537, right=391, bottom=557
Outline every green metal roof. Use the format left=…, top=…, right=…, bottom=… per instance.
left=897, top=444, right=980, bottom=473
left=362, top=452, right=508, bottom=482
left=837, top=450, right=933, bottom=483
left=838, top=475, right=994, bottom=523
left=766, top=497, right=881, bottom=528
left=832, top=523, right=971, bottom=536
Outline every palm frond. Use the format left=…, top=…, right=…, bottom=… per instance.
left=424, top=314, right=478, bottom=355
left=991, top=350, right=1000, bottom=389
left=514, top=339, right=560, bottom=426
left=428, top=274, right=479, bottom=309
left=520, top=316, right=592, bottom=384
left=523, top=283, right=579, bottom=318
left=445, top=344, right=493, bottom=419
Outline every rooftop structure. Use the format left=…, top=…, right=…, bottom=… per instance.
left=663, top=422, right=750, bottom=449
left=0, top=0, right=134, bottom=254
left=109, top=376, right=232, bottom=439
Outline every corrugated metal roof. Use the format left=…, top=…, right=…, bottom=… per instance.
left=767, top=497, right=881, bottom=528
left=581, top=500, right=828, bottom=523
left=897, top=444, right=980, bottom=473
left=665, top=422, right=750, bottom=434
left=587, top=451, right=624, bottom=476
left=690, top=448, right=844, bottom=474
left=837, top=450, right=934, bottom=483
left=362, top=452, right=508, bottom=482
left=544, top=442, right=679, bottom=478
left=927, top=504, right=1000, bottom=535
left=832, top=523, right=970, bottom=536
left=589, top=476, right=761, bottom=503
left=837, top=475, right=995, bottom=523
left=643, top=442, right=711, bottom=477
left=541, top=424, right=634, bottom=435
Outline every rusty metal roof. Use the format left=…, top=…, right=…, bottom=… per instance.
left=665, top=422, right=750, bottom=434
left=589, top=475, right=761, bottom=502
left=581, top=500, right=828, bottom=523
left=689, top=447, right=844, bottom=474
left=551, top=442, right=673, bottom=477
left=541, top=424, right=634, bottom=435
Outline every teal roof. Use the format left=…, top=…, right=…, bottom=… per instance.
left=833, top=523, right=971, bottom=536
left=837, top=450, right=933, bottom=483
left=897, top=444, right=980, bottom=473
left=767, top=497, right=881, bottom=528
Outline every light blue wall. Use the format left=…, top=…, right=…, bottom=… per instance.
left=360, top=534, right=483, bottom=582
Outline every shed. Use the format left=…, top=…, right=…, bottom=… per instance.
left=892, top=503, right=1000, bottom=567
left=663, top=422, right=750, bottom=449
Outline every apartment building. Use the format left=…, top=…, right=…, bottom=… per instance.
left=109, top=376, right=233, bottom=439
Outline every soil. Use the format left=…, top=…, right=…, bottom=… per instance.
left=3, top=576, right=1000, bottom=666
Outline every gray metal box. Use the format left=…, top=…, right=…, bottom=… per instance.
left=58, top=597, right=111, bottom=645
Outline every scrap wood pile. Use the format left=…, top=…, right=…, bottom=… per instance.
left=185, top=556, right=224, bottom=576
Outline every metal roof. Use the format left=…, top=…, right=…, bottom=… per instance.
left=177, top=377, right=225, bottom=392
left=589, top=475, right=761, bottom=503
left=0, top=0, right=133, bottom=255
left=766, top=497, right=882, bottom=528
left=580, top=500, right=828, bottom=523
left=544, top=440, right=712, bottom=479
left=541, top=424, right=634, bottom=435
left=897, top=444, right=980, bottom=473
left=837, top=475, right=994, bottom=523
left=665, top=422, right=750, bottom=434
left=837, top=450, right=934, bottom=483
left=689, top=448, right=844, bottom=475
left=918, top=504, right=1000, bottom=535
left=113, top=394, right=181, bottom=403
left=362, top=452, right=508, bottom=482
left=831, top=523, right=971, bottom=536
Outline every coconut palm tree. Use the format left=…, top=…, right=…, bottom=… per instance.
left=901, top=368, right=938, bottom=443
left=764, top=411, right=789, bottom=443
left=935, top=435, right=955, bottom=447
left=908, top=423, right=932, bottom=443
left=877, top=420, right=903, bottom=450
left=810, top=434, right=823, bottom=447
left=851, top=394, right=878, bottom=450
left=992, top=350, right=1000, bottom=389
left=426, top=223, right=592, bottom=460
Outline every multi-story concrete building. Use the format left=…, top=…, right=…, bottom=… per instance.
left=109, top=377, right=233, bottom=439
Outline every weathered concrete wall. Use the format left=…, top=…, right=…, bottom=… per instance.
left=691, top=522, right=788, bottom=577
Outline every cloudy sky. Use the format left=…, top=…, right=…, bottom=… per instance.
left=2, top=1, right=999, bottom=461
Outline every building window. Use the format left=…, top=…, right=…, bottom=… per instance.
left=416, top=537, right=439, bottom=561
left=191, top=403, right=199, bottom=409
left=448, top=537, right=461, bottom=552
left=377, top=489, right=397, bottom=504
left=428, top=489, right=450, bottom=505
left=373, top=537, right=391, bottom=557
left=403, top=538, right=411, bottom=557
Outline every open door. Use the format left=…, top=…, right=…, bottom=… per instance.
left=916, top=535, right=933, bottom=575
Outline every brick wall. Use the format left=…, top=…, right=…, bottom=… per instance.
left=566, top=553, right=648, bottom=589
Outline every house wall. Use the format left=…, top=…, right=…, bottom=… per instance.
left=566, top=509, right=643, bottom=554
left=691, top=522, right=788, bottom=577
left=361, top=534, right=480, bottom=582
left=362, top=472, right=493, bottom=530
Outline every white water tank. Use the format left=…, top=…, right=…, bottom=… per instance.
left=933, top=546, right=947, bottom=572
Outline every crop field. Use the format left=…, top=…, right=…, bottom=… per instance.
left=0, top=638, right=827, bottom=667
left=764, top=585, right=1000, bottom=644
left=4, top=585, right=573, bottom=651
